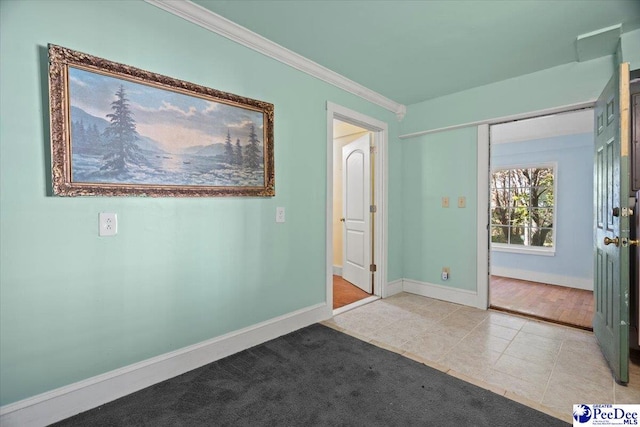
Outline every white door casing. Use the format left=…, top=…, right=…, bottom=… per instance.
left=326, top=101, right=388, bottom=315
left=342, top=135, right=372, bottom=293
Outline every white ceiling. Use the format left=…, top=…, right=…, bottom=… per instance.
left=490, top=109, right=594, bottom=145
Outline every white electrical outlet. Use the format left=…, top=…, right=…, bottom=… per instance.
left=276, top=207, right=285, bottom=223
left=441, top=267, right=450, bottom=281
left=99, top=213, right=117, bottom=236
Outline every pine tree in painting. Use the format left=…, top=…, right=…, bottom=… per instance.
left=224, top=129, right=234, bottom=164
left=244, top=123, right=262, bottom=170
left=87, top=123, right=101, bottom=145
left=234, top=138, right=243, bottom=166
left=73, top=120, right=86, bottom=146
left=101, top=85, right=146, bottom=174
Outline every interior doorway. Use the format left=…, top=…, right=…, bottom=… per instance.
left=488, top=109, right=595, bottom=330
left=326, top=103, right=388, bottom=315
left=332, top=120, right=374, bottom=309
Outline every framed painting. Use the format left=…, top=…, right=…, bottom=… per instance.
left=48, top=44, right=274, bottom=197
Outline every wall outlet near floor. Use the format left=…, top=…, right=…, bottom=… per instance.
left=441, top=267, right=450, bottom=281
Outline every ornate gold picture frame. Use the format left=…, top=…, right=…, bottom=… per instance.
left=48, top=44, right=274, bottom=197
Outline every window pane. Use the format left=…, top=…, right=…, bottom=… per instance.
left=509, top=227, right=526, bottom=245
left=491, top=171, right=510, bottom=209
left=531, top=186, right=554, bottom=208
left=511, top=187, right=530, bottom=208
left=491, top=207, right=509, bottom=225
left=490, top=165, right=554, bottom=250
left=534, top=168, right=554, bottom=187
left=509, top=169, right=526, bottom=188
left=529, top=228, right=553, bottom=247
left=529, top=227, right=551, bottom=246
left=509, top=207, right=527, bottom=226
left=491, top=188, right=509, bottom=209
left=492, top=170, right=510, bottom=189
left=491, top=226, right=508, bottom=243
left=531, top=208, right=553, bottom=228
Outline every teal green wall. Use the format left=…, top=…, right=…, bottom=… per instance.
left=401, top=56, right=614, bottom=136
left=401, top=127, right=478, bottom=289
left=400, top=55, right=621, bottom=297
left=401, top=28, right=638, bottom=137
left=2, top=0, right=633, bottom=409
left=621, top=29, right=640, bottom=70
left=0, top=0, right=399, bottom=405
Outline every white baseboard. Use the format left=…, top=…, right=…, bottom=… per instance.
left=384, top=279, right=403, bottom=297
left=491, top=267, right=593, bottom=291
left=332, top=265, right=343, bottom=276
left=402, top=279, right=485, bottom=309
left=0, top=303, right=329, bottom=427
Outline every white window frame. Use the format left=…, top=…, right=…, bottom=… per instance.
left=490, top=161, right=558, bottom=256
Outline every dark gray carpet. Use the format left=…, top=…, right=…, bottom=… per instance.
left=52, top=323, right=569, bottom=426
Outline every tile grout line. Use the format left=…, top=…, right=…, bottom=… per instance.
left=435, top=309, right=487, bottom=365
left=539, top=338, right=563, bottom=405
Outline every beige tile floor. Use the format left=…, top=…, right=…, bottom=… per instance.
left=322, top=292, right=640, bottom=424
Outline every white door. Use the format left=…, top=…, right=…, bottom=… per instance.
left=342, top=135, right=372, bottom=293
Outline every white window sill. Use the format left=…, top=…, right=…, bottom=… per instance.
left=491, top=245, right=555, bottom=257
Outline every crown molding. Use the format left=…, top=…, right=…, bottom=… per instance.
left=145, top=0, right=406, bottom=119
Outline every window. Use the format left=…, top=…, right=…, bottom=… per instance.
left=491, top=165, right=555, bottom=253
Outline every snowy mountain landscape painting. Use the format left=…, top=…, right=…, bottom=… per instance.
left=49, top=44, right=274, bottom=197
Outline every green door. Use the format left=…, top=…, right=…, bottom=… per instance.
left=593, top=62, right=631, bottom=384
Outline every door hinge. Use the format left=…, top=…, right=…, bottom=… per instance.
left=370, top=205, right=377, bottom=213
left=370, top=145, right=376, bottom=154
left=369, top=264, right=377, bottom=272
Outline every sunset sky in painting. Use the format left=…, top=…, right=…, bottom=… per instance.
left=69, top=67, right=264, bottom=152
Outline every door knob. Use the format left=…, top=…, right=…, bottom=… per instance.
left=340, top=218, right=345, bottom=222
left=604, top=236, right=619, bottom=247
left=623, top=238, right=639, bottom=247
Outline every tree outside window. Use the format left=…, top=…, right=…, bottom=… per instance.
left=491, top=166, right=554, bottom=248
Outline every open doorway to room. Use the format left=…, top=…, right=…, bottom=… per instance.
left=488, top=109, right=595, bottom=330
left=332, top=119, right=374, bottom=310
left=326, top=102, right=388, bottom=315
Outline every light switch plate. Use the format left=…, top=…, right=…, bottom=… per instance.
left=99, top=213, right=117, bottom=236
left=442, top=197, right=449, bottom=208
left=458, top=196, right=466, bottom=208
left=276, top=207, right=285, bottom=223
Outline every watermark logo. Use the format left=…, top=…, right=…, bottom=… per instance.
left=573, top=404, right=639, bottom=426
left=574, top=404, right=592, bottom=423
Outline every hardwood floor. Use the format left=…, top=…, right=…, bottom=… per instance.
left=490, top=275, right=594, bottom=330
left=333, top=275, right=370, bottom=309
